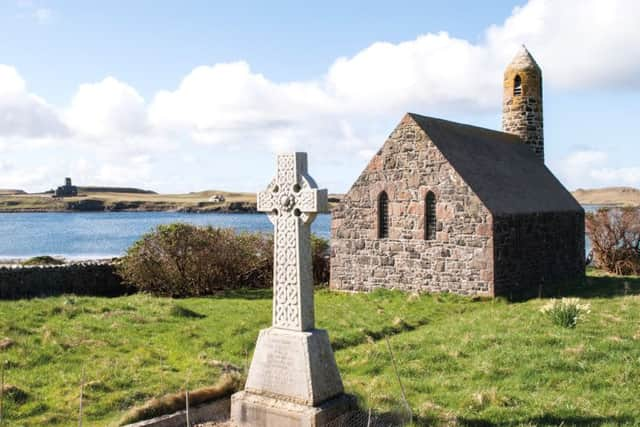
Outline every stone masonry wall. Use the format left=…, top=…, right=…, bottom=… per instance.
left=493, top=211, right=585, bottom=298
left=0, top=262, right=128, bottom=299
left=330, top=115, right=494, bottom=295
left=502, top=65, right=544, bottom=162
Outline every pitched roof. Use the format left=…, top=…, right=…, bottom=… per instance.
left=506, top=45, right=541, bottom=72
left=408, top=113, right=582, bottom=215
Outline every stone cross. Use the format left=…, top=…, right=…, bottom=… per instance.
left=257, top=152, right=328, bottom=331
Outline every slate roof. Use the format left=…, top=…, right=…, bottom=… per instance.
left=408, top=113, right=582, bottom=215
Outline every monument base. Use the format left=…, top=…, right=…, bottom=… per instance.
left=231, top=391, right=355, bottom=427
left=231, top=327, right=350, bottom=426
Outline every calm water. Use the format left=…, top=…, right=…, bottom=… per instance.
left=0, top=212, right=330, bottom=259
left=1, top=207, right=599, bottom=259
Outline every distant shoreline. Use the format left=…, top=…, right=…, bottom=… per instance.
left=0, top=206, right=259, bottom=214
left=572, top=187, right=640, bottom=206
left=0, top=188, right=343, bottom=213
left=0, top=189, right=259, bottom=213
left=2, top=186, right=638, bottom=213
left=0, top=257, right=116, bottom=266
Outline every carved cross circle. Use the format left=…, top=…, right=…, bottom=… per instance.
left=257, top=153, right=328, bottom=224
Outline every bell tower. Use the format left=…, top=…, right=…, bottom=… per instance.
left=502, top=45, right=544, bottom=162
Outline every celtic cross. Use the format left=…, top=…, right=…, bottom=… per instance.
left=257, top=153, right=328, bottom=331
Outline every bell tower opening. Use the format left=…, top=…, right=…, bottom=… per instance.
left=513, top=75, right=522, bottom=96
left=502, top=45, right=544, bottom=163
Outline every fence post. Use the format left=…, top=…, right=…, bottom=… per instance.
left=185, top=369, right=191, bottom=427
left=185, top=388, right=190, bottom=427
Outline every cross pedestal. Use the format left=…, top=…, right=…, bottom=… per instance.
left=231, top=153, right=352, bottom=427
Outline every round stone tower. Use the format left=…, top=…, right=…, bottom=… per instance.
left=502, top=45, right=544, bottom=162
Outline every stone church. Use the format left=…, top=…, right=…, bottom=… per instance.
left=330, top=46, right=585, bottom=297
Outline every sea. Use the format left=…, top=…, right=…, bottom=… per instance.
left=0, top=212, right=329, bottom=260
left=0, top=208, right=600, bottom=260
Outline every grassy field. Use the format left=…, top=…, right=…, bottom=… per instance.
left=0, top=190, right=343, bottom=212
left=0, top=190, right=257, bottom=212
left=0, top=270, right=639, bottom=426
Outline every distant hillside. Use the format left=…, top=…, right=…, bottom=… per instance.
left=572, top=187, right=640, bottom=206
left=0, top=188, right=345, bottom=213
left=77, top=186, right=157, bottom=195
left=0, top=189, right=26, bottom=195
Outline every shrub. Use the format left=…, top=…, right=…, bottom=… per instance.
left=586, top=207, right=640, bottom=275
left=117, top=224, right=273, bottom=297
left=540, top=298, right=591, bottom=328
left=117, top=223, right=331, bottom=296
left=311, top=234, right=330, bottom=284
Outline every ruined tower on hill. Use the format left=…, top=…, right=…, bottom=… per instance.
left=502, top=45, right=544, bottom=162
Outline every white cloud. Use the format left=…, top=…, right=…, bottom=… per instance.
left=560, top=150, right=608, bottom=189
left=0, top=65, right=68, bottom=138
left=3, top=0, right=640, bottom=192
left=149, top=62, right=333, bottom=147
left=15, top=1, right=55, bottom=24
left=326, top=33, right=500, bottom=114
left=591, top=167, right=640, bottom=186
left=0, top=163, right=56, bottom=189
left=34, top=7, right=52, bottom=23
left=146, top=0, right=640, bottom=156
left=65, top=77, right=147, bottom=139
left=486, top=0, right=640, bottom=89
left=560, top=149, right=640, bottom=189
left=95, top=155, right=154, bottom=187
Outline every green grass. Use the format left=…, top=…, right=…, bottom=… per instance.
left=21, top=256, right=65, bottom=266
left=0, top=271, right=639, bottom=426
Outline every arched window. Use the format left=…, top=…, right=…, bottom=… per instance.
left=378, top=191, right=389, bottom=239
left=425, top=192, right=436, bottom=240
left=513, top=75, right=522, bottom=96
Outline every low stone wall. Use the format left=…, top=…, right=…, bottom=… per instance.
left=0, top=261, right=129, bottom=299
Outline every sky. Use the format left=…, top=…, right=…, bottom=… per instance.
left=0, top=0, right=639, bottom=194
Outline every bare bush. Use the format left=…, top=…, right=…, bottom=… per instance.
left=311, top=234, right=330, bottom=284
left=585, top=207, right=640, bottom=275
left=117, top=224, right=273, bottom=296
left=117, top=223, right=331, bottom=296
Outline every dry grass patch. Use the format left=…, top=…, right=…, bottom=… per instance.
left=563, top=343, right=586, bottom=356
left=601, top=313, right=623, bottom=323
left=0, top=337, right=14, bottom=350
left=118, top=373, right=242, bottom=425
left=470, top=388, right=518, bottom=410
left=202, top=359, right=243, bottom=374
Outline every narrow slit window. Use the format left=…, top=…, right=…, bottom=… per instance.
left=513, top=75, right=522, bottom=96
left=378, top=191, right=389, bottom=239
left=425, top=192, right=436, bottom=240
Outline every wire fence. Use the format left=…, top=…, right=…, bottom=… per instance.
left=2, top=333, right=415, bottom=427
left=325, top=408, right=411, bottom=427
left=324, top=335, right=413, bottom=427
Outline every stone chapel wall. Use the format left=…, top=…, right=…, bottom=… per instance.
left=492, top=211, right=585, bottom=298
left=330, top=116, right=494, bottom=295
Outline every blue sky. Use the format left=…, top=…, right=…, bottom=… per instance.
left=0, top=0, right=639, bottom=193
